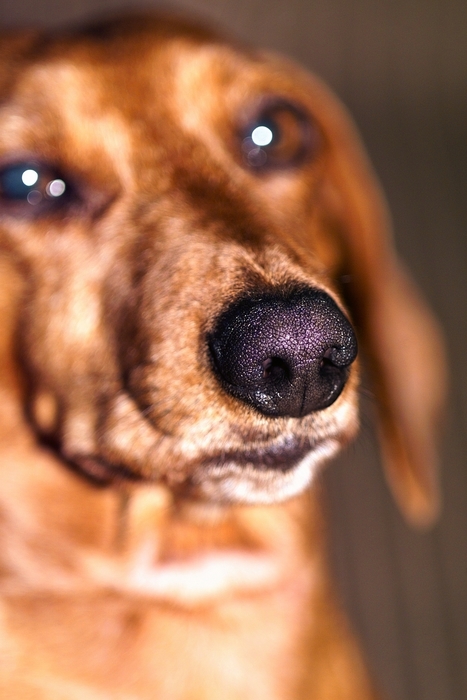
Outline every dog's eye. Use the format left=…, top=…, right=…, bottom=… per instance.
left=0, top=162, right=68, bottom=211
left=241, top=99, right=315, bottom=170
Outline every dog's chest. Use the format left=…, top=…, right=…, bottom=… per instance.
left=0, top=585, right=312, bottom=700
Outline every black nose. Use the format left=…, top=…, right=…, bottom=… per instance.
left=208, top=288, right=357, bottom=418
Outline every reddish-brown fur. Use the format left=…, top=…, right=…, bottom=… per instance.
left=0, top=15, right=446, bottom=699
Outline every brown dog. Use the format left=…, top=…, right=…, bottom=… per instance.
left=0, top=14, right=446, bottom=699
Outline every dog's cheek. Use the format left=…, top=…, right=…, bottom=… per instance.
left=18, top=266, right=120, bottom=440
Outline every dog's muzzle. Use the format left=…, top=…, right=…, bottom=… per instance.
left=208, top=288, right=357, bottom=418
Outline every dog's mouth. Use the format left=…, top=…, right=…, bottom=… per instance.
left=201, top=436, right=317, bottom=473
left=31, top=352, right=357, bottom=506
left=44, top=429, right=339, bottom=505
left=38, top=435, right=144, bottom=487
left=189, top=433, right=342, bottom=504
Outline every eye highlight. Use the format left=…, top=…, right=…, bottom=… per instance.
left=240, top=98, right=317, bottom=171
left=0, top=161, right=69, bottom=212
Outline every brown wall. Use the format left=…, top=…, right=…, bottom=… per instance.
left=1, top=2, right=466, bottom=699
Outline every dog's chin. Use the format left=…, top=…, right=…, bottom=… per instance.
left=189, top=437, right=342, bottom=504
left=54, top=434, right=340, bottom=506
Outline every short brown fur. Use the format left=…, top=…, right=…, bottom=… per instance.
left=0, top=15, right=446, bottom=699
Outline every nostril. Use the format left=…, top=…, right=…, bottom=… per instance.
left=262, top=357, right=291, bottom=383
left=320, top=345, right=354, bottom=372
left=319, top=348, right=351, bottom=390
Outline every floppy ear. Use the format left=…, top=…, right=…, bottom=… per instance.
left=318, top=90, right=447, bottom=528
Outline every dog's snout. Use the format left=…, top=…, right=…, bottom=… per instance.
left=208, top=289, right=357, bottom=418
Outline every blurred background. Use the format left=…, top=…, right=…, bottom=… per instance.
left=1, top=1, right=466, bottom=699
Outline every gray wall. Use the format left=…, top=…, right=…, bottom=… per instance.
left=1, top=2, right=466, bottom=699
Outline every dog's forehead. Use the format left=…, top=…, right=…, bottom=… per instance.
left=0, top=18, right=341, bottom=233
left=0, top=21, right=318, bottom=143
left=0, top=20, right=331, bottom=200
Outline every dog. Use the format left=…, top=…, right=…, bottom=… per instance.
left=0, top=13, right=446, bottom=699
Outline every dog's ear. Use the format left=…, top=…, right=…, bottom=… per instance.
left=318, top=92, right=447, bottom=528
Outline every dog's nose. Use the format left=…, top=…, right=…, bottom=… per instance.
left=208, top=289, right=357, bottom=417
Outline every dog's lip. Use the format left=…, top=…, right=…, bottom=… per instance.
left=199, top=435, right=315, bottom=472
left=57, top=434, right=318, bottom=487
